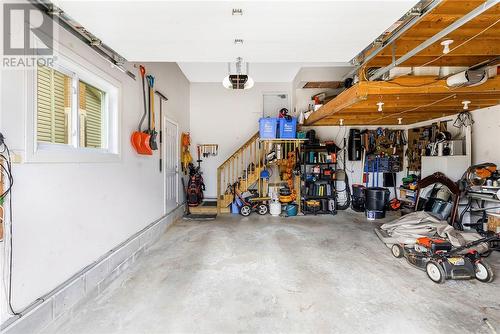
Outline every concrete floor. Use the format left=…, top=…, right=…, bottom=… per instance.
left=45, top=211, right=500, bottom=334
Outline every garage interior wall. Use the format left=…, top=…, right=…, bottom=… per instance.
left=189, top=82, right=292, bottom=198
left=1, top=10, right=499, bottom=327
left=190, top=82, right=499, bottom=200
left=306, top=105, right=499, bottom=185
left=469, top=105, right=500, bottom=166
left=0, top=22, right=190, bottom=318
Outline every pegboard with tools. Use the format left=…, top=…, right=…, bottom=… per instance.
left=197, top=144, right=219, bottom=158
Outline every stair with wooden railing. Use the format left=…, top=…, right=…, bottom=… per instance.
left=217, top=132, right=263, bottom=213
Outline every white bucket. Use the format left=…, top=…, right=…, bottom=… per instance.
left=270, top=201, right=281, bottom=216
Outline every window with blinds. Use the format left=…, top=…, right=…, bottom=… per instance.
left=36, top=64, right=106, bottom=150
left=79, top=81, right=104, bottom=148
left=36, top=65, right=72, bottom=145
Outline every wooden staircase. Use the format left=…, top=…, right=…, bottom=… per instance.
left=217, top=132, right=263, bottom=213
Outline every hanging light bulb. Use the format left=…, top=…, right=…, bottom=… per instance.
left=376, top=102, right=384, bottom=112
left=222, top=57, right=254, bottom=90
left=397, top=117, right=403, bottom=125
left=440, top=39, right=454, bottom=54
left=222, top=75, right=232, bottom=89
left=339, top=119, right=344, bottom=126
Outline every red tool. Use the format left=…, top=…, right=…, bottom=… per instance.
left=131, top=65, right=152, bottom=155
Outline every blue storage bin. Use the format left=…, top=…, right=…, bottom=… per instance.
left=279, top=117, right=297, bottom=138
left=259, top=117, right=278, bottom=139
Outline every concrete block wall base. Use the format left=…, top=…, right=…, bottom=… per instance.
left=1, top=205, right=185, bottom=334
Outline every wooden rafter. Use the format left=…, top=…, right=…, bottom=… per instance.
left=302, top=81, right=344, bottom=89
left=304, top=85, right=368, bottom=125
left=364, top=0, right=500, bottom=69
left=304, top=76, right=500, bottom=126
left=303, top=0, right=500, bottom=126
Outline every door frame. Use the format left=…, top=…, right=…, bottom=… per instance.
left=163, top=116, right=179, bottom=215
left=262, top=92, right=290, bottom=118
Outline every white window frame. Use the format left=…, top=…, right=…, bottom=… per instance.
left=25, top=43, right=122, bottom=163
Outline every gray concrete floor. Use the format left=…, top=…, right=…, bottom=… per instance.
left=46, top=211, right=500, bottom=334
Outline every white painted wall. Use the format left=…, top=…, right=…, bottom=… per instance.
left=470, top=105, right=500, bottom=165
left=189, top=82, right=292, bottom=198
left=302, top=125, right=406, bottom=200
left=0, top=22, right=189, bottom=318
left=406, top=105, right=500, bottom=166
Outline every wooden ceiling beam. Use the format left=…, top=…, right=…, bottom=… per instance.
left=401, top=28, right=500, bottom=39
left=314, top=115, right=458, bottom=126
left=302, top=81, right=344, bottom=89
left=316, top=112, right=458, bottom=125
left=357, top=93, right=500, bottom=101
left=347, top=98, right=500, bottom=109
left=378, top=39, right=500, bottom=58
left=429, top=2, right=500, bottom=16
left=362, top=1, right=500, bottom=71
left=362, top=76, right=500, bottom=95
left=322, top=112, right=457, bottom=120
left=367, top=55, right=496, bottom=67
left=303, top=76, right=500, bottom=126
left=342, top=101, right=499, bottom=115
left=422, top=14, right=500, bottom=21
left=303, top=85, right=368, bottom=125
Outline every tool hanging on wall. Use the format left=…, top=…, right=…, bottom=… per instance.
left=181, top=133, right=192, bottom=174
left=197, top=144, right=218, bottom=158
left=155, top=90, right=168, bottom=172
left=131, top=65, right=152, bottom=155
left=146, top=75, right=158, bottom=151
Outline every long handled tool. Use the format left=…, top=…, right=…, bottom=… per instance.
left=155, top=90, right=168, bottom=172
left=131, top=65, right=152, bottom=155
left=146, top=75, right=158, bottom=151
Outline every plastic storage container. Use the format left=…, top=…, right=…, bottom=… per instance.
left=279, top=117, right=297, bottom=139
left=364, top=187, right=390, bottom=220
left=259, top=118, right=278, bottom=139
left=285, top=204, right=298, bottom=216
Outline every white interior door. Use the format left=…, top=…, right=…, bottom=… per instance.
left=263, top=93, right=289, bottom=118
left=164, top=117, right=179, bottom=214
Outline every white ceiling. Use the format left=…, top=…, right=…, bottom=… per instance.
left=54, top=0, right=417, bottom=82
left=177, top=62, right=351, bottom=82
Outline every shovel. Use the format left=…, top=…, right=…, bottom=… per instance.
left=131, top=65, right=152, bottom=155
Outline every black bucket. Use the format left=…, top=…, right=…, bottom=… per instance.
left=351, top=184, right=366, bottom=212
left=365, top=187, right=390, bottom=219
left=352, top=184, right=365, bottom=198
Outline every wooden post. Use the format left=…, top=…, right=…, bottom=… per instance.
left=217, top=167, right=221, bottom=213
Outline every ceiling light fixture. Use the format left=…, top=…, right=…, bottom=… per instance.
left=440, top=39, right=454, bottom=54
left=398, top=117, right=403, bottom=125
left=376, top=102, right=384, bottom=112
left=222, top=57, right=254, bottom=90
left=232, top=8, right=243, bottom=16
left=234, top=39, right=244, bottom=45
left=339, top=119, right=344, bottom=126
left=462, top=100, right=471, bottom=110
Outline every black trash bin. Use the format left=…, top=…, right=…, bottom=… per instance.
left=364, top=187, right=390, bottom=220
left=351, top=184, right=366, bottom=212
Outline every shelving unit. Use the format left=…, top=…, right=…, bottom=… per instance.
left=300, top=145, right=337, bottom=215
left=259, top=138, right=306, bottom=213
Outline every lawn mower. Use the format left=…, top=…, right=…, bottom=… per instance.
left=232, top=182, right=269, bottom=217
left=390, top=235, right=498, bottom=284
